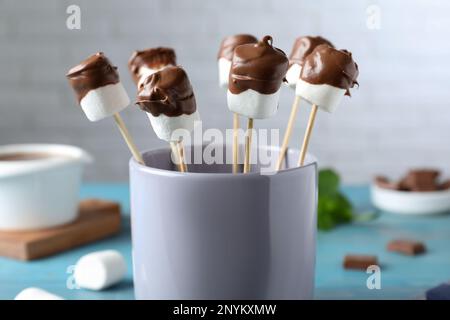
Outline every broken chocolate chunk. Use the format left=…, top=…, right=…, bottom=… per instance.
left=400, top=169, right=440, bottom=192
left=343, top=254, right=378, bottom=270
left=387, top=239, right=426, bottom=256
left=374, top=176, right=400, bottom=190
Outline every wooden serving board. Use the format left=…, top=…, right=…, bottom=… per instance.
left=0, top=199, right=121, bottom=261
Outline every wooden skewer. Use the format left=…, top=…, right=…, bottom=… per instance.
left=170, top=141, right=185, bottom=172
left=113, top=113, right=144, bottom=165
left=177, top=140, right=188, bottom=172
left=276, top=96, right=301, bottom=171
left=243, top=118, right=254, bottom=173
left=232, top=113, right=240, bottom=174
left=298, top=104, right=318, bottom=166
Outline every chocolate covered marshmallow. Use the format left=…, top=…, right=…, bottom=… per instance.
left=227, top=35, right=289, bottom=119
left=66, top=52, right=130, bottom=122
left=296, top=45, right=359, bottom=113
left=136, top=66, right=200, bottom=142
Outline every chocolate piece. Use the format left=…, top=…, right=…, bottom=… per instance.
left=400, top=169, right=440, bottom=192
left=217, top=34, right=258, bottom=61
left=343, top=254, right=378, bottom=270
left=387, top=239, right=426, bottom=256
left=300, top=45, right=359, bottom=96
left=128, top=47, right=176, bottom=84
left=66, top=52, right=119, bottom=103
left=228, top=35, right=289, bottom=95
left=374, top=176, right=400, bottom=190
left=289, top=36, right=334, bottom=67
left=136, top=66, right=196, bottom=117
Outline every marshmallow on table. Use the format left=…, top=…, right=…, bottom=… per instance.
left=136, top=66, right=200, bottom=142
left=285, top=36, right=334, bottom=88
left=296, top=44, right=359, bottom=113
left=128, top=47, right=176, bottom=87
left=15, top=287, right=64, bottom=300
left=227, top=35, right=289, bottom=119
left=66, top=52, right=130, bottom=122
left=74, top=250, right=126, bottom=291
left=217, top=34, right=258, bottom=88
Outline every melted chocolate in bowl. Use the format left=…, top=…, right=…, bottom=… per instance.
left=0, top=152, right=68, bottom=161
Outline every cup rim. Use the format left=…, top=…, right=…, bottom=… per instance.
left=130, top=144, right=317, bottom=178
left=0, top=144, right=92, bottom=179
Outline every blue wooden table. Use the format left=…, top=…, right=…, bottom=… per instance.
left=1, top=184, right=449, bottom=300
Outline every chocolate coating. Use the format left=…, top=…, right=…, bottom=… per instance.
left=128, top=47, right=176, bottom=84
left=136, top=66, right=196, bottom=117
left=217, top=34, right=258, bottom=61
left=228, top=35, right=289, bottom=95
left=66, top=52, right=119, bottom=103
left=300, top=45, right=359, bottom=95
left=289, top=36, right=334, bottom=67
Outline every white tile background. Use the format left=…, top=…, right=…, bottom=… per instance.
left=1, top=0, right=449, bottom=183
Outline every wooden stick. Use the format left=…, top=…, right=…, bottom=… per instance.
left=276, top=96, right=301, bottom=171
left=298, top=104, right=318, bottom=166
left=113, top=113, right=144, bottom=165
left=177, top=140, right=188, bottom=172
left=243, top=118, right=254, bottom=173
left=170, top=141, right=185, bottom=172
left=232, top=113, right=240, bottom=174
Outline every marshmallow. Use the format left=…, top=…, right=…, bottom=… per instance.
left=74, top=250, right=126, bottom=291
left=227, top=36, right=288, bottom=119
left=80, top=83, right=130, bottom=122
left=296, top=44, right=359, bottom=113
left=295, top=79, right=346, bottom=113
left=227, top=89, right=280, bottom=119
left=136, top=66, right=200, bottom=142
left=148, top=110, right=200, bottom=142
left=67, top=52, right=130, bottom=122
left=15, top=287, right=64, bottom=300
left=218, top=57, right=232, bottom=88
left=285, top=63, right=302, bottom=88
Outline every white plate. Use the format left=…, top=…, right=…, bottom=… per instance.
left=371, top=184, right=450, bottom=215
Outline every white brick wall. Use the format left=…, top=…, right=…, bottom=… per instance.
left=1, top=0, right=449, bottom=183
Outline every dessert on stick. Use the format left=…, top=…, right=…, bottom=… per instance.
left=217, top=34, right=257, bottom=173
left=136, top=66, right=200, bottom=172
left=276, top=36, right=334, bottom=170
left=66, top=52, right=144, bottom=164
left=227, top=35, right=288, bottom=173
left=128, top=47, right=176, bottom=87
left=296, top=44, right=359, bottom=166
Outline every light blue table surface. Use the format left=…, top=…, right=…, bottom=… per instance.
left=1, top=184, right=449, bottom=300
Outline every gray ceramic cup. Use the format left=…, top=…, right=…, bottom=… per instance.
left=129, top=145, right=317, bottom=300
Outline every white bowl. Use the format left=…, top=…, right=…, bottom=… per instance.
left=371, top=184, right=450, bottom=215
left=0, top=144, right=92, bottom=230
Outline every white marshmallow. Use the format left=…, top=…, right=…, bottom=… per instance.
left=148, top=110, right=200, bottom=142
left=15, top=287, right=64, bottom=300
left=295, top=78, right=346, bottom=113
left=218, top=58, right=232, bottom=88
left=227, top=89, right=280, bottom=119
left=285, top=63, right=302, bottom=88
left=80, top=83, right=130, bottom=122
left=74, top=250, right=126, bottom=291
